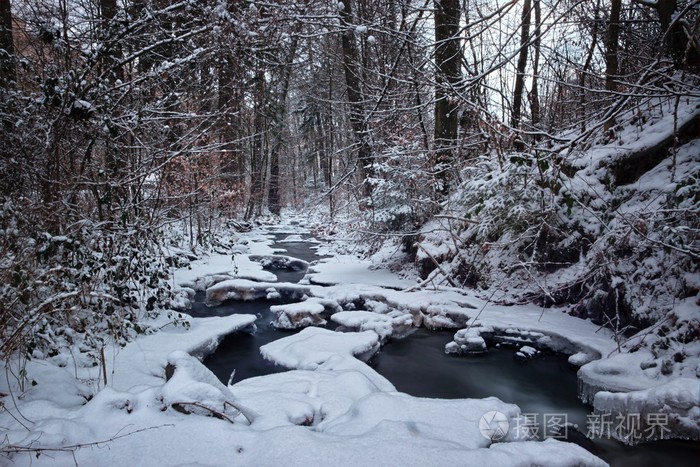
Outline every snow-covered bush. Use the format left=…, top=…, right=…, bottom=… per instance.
left=0, top=201, right=175, bottom=370
left=365, top=143, right=437, bottom=234
left=414, top=99, right=699, bottom=337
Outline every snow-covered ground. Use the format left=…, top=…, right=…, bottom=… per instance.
left=1, top=218, right=696, bottom=465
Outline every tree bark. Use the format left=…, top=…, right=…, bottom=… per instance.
left=433, top=0, right=461, bottom=197
left=268, top=36, right=298, bottom=216
left=340, top=0, right=373, bottom=200
left=634, top=0, right=699, bottom=69
left=604, top=0, right=621, bottom=131
left=245, top=68, right=267, bottom=220
left=579, top=1, right=600, bottom=133
left=530, top=0, right=541, bottom=132
left=99, top=0, right=123, bottom=82
left=0, top=0, right=15, bottom=87
left=511, top=0, right=532, bottom=136
left=655, top=0, right=697, bottom=68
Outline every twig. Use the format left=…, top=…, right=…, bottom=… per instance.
left=100, top=346, right=108, bottom=387
left=402, top=267, right=441, bottom=292
left=224, top=400, right=257, bottom=425
left=415, top=244, right=460, bottom=289
left=433, top=214, right=480, bottom=224
left=1, top=424, right=175, bottom=454
left=170, top=401, right=236, bottom=424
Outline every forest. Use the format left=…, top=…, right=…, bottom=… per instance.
left=0, top=0, right=698, bottom=464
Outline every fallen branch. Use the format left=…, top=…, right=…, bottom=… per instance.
left=433, top=214, right=480, bottom=224
left=402, top=267, right=442, bottom=292
left=1, top=424, right=175, bottom=455
left=415, top=244, right=460, bottom=289
left=224, top=400, right=257, bottom=425
left=170, top=401, right=236, bottom=424
left=169, top=400, right=257, bottom=425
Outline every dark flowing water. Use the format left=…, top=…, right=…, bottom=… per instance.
left=369, top=328, right=590, bottom=427
left=191, top=236, right=329, bottom=383
left=368, top=328, right=699, bottom=467
left=190, top=298, right=295, bottom=383
left=194, top=233, right=698, bottom=466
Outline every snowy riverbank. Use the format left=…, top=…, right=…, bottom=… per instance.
left=1, top=220, right=696, bottom=466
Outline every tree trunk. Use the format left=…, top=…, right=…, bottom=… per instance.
left=245, top=68, right=266, bottom=220
left=433, top=0, right=461, bottom=197
left=99, top=0, right=123, bottom=82
left=579, top=1, right=600, bottom=133
left=511, top=0, right=532, bottom=136
left=0, top=0, right=15, bottom=87
left=656, top=0, right=697, bottom=68
left=604, top=0, right=621, bottom=131
left=268, top=36, right=298, bottom=216
left=340, top=0, right=373, bottom=200
left=635, top=0, right=699, bottom=69
left=324, top=71, right=335, bottom=216
left=530, top=0, right=541, bottom=132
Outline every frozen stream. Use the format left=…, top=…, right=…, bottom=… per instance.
left=193, top=233, right=698, bottom=467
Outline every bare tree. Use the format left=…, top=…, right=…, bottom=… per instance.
left=530, top=0, right=541, bottom=131
left=511, top=0, right=532, bottom=139
left=340, top=0, right=373, bottom=200
left=0, top=0, right=14, bottom=86
left=433, top=0, right=461, bottom=196
left=634, top=0, right=699, bottom=69
left=604, top=0, right=622, bottom=131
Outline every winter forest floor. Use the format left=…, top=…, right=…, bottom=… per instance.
left=3, top=1, right=700, bottom=464
left=0, top=212, right=697, bottom=466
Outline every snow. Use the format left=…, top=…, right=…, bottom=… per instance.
left=305, top=255, right=415, bottom=289
left=160, top=350, right=252, bottom=423
left=280, top=234, right=305, bottom=242
left=515, top=345, right=540, bottom=360
left=445, top=327, right=487, bottom=354
left=231, top=365, right=388, bottom=430
left=169, top=239, right=280, bottom=311
left=330, top=310, right=413, bottom=341
left=249, top=254, right=309, bottom=272
left=2, top=216, right=696, bottom=465
left=104, top=313, right=258, bottom=392
left=260, top=327, right=381, bottom=370
left=569, top=351, right=596, bottom=366
left=593, top=377, right=700, bottom=444
left=422, top=303, right=472, bottom=329
left=270, top=298, right=327, bottom=329
left=206, top=279, right=310, bottom=305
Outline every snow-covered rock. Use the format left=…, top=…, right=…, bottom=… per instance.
left=330, top=310, right=413, bottom=341
left=281, top=234, right=304, bottom=242
left=205, top=279, right=310, bottom=306
left=169, top=287, right=194, bottom=311
left=271, top=299, right=327, bottom=329
left=249, top=254, right=309, bottom=272
left=231, top=361, right=392, bottom=430
left=515, top=345, right=540, bottom=360
left=161, top=351, right=253, bottom=423
left=578, top=351, right=668, bottom=403
left=445, top=327, right=488, bottom=354
left=491, top=328, right=548, bottom=346
left=569, top=351, right=596, bottom=366
left=422, top=303, right=472, bottom=329
left=260, top=327, right=381, bottom=370
left=592, top=377, right=700, bottom=444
